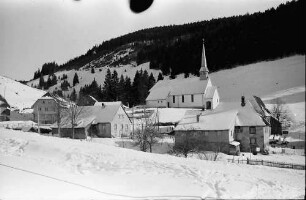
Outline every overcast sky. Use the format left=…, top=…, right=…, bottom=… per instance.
left=0, top=0, right=290, bottom=81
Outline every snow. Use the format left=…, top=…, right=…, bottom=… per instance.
left=0, top=75, right=46, bottom=110
left=0, top=128, right=305, bottom=199
left=210, top=55, right=305, bottom=102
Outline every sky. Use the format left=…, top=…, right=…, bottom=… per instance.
left=0, top=0, right=291, bottom=81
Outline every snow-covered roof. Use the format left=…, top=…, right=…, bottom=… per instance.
left=94, top=101, right=122, bottom=106
left=175, top=97, right=269, bottom=131
left=52, top=104, right=123, bottom=128
left=175, top=110, right=238, bottom=131
left=146, top=77, right=210, bottom=101
left=204, top=86, right=217, bottom=99
left=230, top=141, right=240, bottom=146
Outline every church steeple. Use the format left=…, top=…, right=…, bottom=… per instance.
left=200, top=39, right=209, bottom=80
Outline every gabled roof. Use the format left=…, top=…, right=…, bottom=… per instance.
left=175, top=97, right=269, bottom=131
left=204, top=86, right=217, bottom=99
left=51, top=104, right=123, bottom=128
left=146, top=77, right=210, bottom=101
left=175, top=110, right=237, bottom=131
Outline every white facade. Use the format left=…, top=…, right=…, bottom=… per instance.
left=111, top=106, right=131, bottom=138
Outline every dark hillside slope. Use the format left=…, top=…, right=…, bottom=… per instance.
left=50, top=0, right=304, bottom=76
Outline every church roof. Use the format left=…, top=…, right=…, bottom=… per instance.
left=146, top=77, right=210, bottom=101
left=204, top=86, right=217, bottom=99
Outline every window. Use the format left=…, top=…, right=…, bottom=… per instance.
left=114, top=124, right=117, bottom=132
left=204, top=132, right=208, bottom=136
left=121, top=124, right=124, bottom=130
left=173, top=96, right=175, bottom=103
left=235, top=126, right=242, bottom=133
left=217, top=131, right=221, bottom=136
left=43, top=101, right=45, bottom=104
left=191, top=95, right=194, bottom=102
left=249, top=126, right=256, bottom=134
left=39, top=107, right=42, bottom=111
left=182, top=95, right=184, bottom=103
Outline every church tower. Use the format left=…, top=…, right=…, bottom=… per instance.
left=200, top=39, right=209, bottom=80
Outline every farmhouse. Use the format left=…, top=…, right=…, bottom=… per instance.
left=32, top=96, right=59, bottom=125
left=175, top=96, right=277, bottom=154
left=51, top=102, right=131, bottom=139
left=146, top=40, right=220, bottom=109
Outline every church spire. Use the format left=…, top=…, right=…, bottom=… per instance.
left=200, top=38, right=209, bottom=80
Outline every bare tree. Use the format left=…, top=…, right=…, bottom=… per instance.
left=63, top=101, right=84, bottom=139
left=132, top=106, right=161, bottom=152
left=271, top=98, right=293, bottom=129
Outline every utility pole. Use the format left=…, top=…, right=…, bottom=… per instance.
left=38, top=107, right=41, bottom=134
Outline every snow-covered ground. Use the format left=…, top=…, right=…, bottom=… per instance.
left=0, top=128, right=305, bottom=199
left=0, top=75, right=46, bottom=110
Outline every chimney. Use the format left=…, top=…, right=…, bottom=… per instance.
left=101, top=103, right=105, bottom=108
left=241, top=96, right=246, bottom=107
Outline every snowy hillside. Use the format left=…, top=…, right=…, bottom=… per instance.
left=27, top=62, right=162, bottom=96
left=0, top=128, right=305, bottom=199
left=0, top=75, right=46, bottom=110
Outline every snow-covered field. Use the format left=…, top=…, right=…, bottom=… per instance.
left=0, top=128, right=305, bottom=200
left=0, top=75, right=46, bottom=110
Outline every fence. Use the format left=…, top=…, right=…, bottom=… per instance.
left=227, top=158, right=305, bottom=170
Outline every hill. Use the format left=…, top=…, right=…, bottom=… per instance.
left=0, top=75, right=46, bottom=110
left=30, top=0, right=304, bottom=78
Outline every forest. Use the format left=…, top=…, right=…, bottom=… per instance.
left=37, top=0, right=304, bottom=77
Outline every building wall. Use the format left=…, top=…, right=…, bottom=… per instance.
left=212, top=89, right=220, bottom=109
left=10, top=111, right=34, bottom=121
left=33, top=99, right=58, bottom=124
left=146, top=100, right=167, bottom=108
left=168, top=94, right=204, bottom=108
left=111, top=106, right=132, bottom=138
left=175, top=130, right=232, bottom=153
left=235, top=126, right=270, bottom=152
left=52, top=127, right=86, bottom=139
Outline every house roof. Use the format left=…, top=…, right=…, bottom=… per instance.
left=175, top=97, right=268, bottom=131
left=51, top=104, right=122, bottom=128
left=94, top=101, right=122, bottom=106
left=175, top=110, right=238, bottom=131
left=146, top=77, right=210, bottom=101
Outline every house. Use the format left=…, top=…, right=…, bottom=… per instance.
left=32, top=96, right=59, bottom=125
left=32, top=95, right=67, bottom=125
left=175, top=96, right=275, bottom=154
left=146, top=39, right=220, bottom=109
left=51, top=102, right=131, bottom=139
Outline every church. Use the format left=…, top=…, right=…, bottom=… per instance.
left=146, top=40, right=220, bottom=109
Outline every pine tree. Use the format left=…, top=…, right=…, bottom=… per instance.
left=118, top=74, right=126, bottom=103
left=132, top=70, right=141, bottom=105
left=157, top=72, right=164, bottom=81
left=111, top=70, right=119, bottom=101
left=102, top=68, right=113, bottom=101
left=46, top=75, right=52, bottom=89
left=73, top=73, right=79, bottom=86
left=148, top=72, right=156, bottom=90
left=39, top=75, right=45, bottom=89
left=70, top=88, right=77, bottom=102
left=124, top=76, right=133, bottom=107
left=51, top=74, right=57, bottom=86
